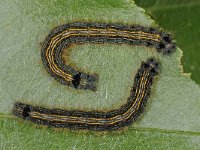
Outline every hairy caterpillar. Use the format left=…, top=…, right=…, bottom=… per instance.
left=41, top=22, right=175, bottom=91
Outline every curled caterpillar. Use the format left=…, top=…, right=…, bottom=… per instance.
left=41, top=22, right=175, bottom=91
left=13, top=58, right=160, bottom=130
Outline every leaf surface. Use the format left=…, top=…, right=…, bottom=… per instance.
left=0, top=0, right=200, bottom=149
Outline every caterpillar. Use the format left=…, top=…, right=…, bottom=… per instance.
left=13, top=22, right=176, bottom=131
left=13, top=58, right=160, bottom=130
left=41, top=22, right=175, bottom=91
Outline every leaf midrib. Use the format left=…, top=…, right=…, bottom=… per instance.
left=1, top=115, right=200, bottom=136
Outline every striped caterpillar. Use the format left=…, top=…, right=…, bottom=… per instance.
left=13, top=58, right=160, bottom=130
left=41, top=22, right=175, bottom=91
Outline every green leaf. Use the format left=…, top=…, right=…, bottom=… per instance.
left=135, top=0, right=200, bottom=84
left=0, top=0, right=200, bottom=149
